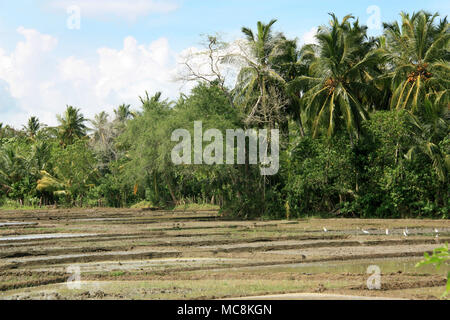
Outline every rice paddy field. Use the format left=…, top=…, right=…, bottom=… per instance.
left=0, top=208, right=448, bottom=300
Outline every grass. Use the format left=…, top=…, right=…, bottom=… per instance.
left=2, top=279, right=330, bottom=300
left=0, top=201, right=38, bottom=211
left=129, top=200, right=220, bottom=211
left=129, top=201, right=219, bottom=211
left=173, top=203, right=220, bottom=211
left=130, top=201, right=156, bottom=209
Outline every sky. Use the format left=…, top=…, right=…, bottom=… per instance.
left=0, top=0, right=448, bottom=127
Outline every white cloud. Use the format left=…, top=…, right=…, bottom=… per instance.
left=94, top=36, right=180, bottom=107
left=0, top=27, right=60, bottom=126
left=301, top=27, right=318, bottom=45
left=0, top=27, right=186, bottom=127
left=49, top=0, right=179, bottom=21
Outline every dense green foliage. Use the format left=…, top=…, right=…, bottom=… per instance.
left=416, top=243, right=450, bottom=298
left=1, top=11, right=449, bottom=218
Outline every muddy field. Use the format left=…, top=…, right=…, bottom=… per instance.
left=0, top=208, right=449, bottom=300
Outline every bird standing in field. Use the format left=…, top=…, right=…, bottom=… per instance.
left=434, top=228, right=439, bottom=238
left=386, top=229, right=389, bottom=235
left=403, top=230, right=408, bottom=237
left=323, top=227, right=328, bottom=233
left=362, top=229, right=370, bottom=235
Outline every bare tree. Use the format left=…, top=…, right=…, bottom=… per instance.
left=177, top=34, right=237, bottom=109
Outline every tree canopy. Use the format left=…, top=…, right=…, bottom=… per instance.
left=0, top=10, right=448, bottom=219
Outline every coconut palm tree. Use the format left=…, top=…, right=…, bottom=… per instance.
left=0, top=124, right=18, bottom=139
left=0, top=145, right=30, bottom=195
left=90, top=112, right=110, bottom=143
left=114, top=104, right=134, bottom=122
left=57, top=106, right=87, bottom=146
left=383, top=11, right=449, bottom=113
left=24, top=116, right=41, bottom=138
left=230, top=19, right=293, bottom=128
left=289, top=14, right=383, bottom=141
left=382, top=11, right=449, bottom=183
left=406, top=100, right=449, bottom=183
left=140, top=91, right=173, bottom=113
left=90, top=111, right=119, bottom=166
left=285, top=43, right=320, bottom=137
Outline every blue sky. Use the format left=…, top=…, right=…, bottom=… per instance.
left=0, top=0, right=448, bottom=127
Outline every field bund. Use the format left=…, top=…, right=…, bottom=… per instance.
left=0, top=208, right=448, bottom=300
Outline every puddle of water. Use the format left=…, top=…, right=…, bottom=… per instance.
left=0, top=233, right=96, bottom=241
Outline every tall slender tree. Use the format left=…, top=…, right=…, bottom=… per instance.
left=57, top=106, right=87, bottom=146
left=231, top=19, right=292, bottom=128
left=114, top=104, right=134, bottom=123
left=24, top=116, right=41, bottom=139
left=383, top=11, right=449, bottom=113
left=289, top=14, right=382, bottom=141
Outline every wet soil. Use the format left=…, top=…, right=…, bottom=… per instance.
left=0, top=208, right=448, bottom=300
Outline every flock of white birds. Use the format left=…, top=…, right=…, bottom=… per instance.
left=322, top=226, right=441, bottom=238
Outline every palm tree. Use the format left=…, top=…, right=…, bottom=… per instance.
left=383, top=11, right=449, bottom=113
left=57, top=105, right=87, bottom=146
left=241, top=19, right=279, bottom=66
left=406, top=101, right=449, bottom=183
left=139, top=91, right=173, bottom=113
left=114, top=104, right=134, bottom=122
left=24, top=116, right=40, bottom=138
left=90, top=111, right=118, bottom=165
left=289, top=14, right=382, bottom=141
left=90, top=112, right=110, bottom=142
left=0, top=147, right=12, bottom=193
left=0, top=124, right=18, bottom=139
left=0, top=145, right=30, bottom=195
left=231, top=19, right=292, bottom=128
left=382, top=11, right=449, bottom=183
left=31, top=140, right=51, bottom=174
left=284, top=42, right=319, bottom=137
